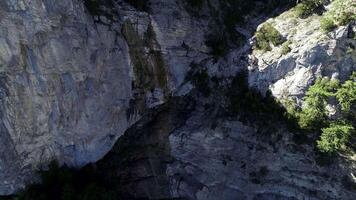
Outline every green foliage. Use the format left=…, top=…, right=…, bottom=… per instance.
left=294, top=0, right=326, bottom=18
left=255, top=23, right=285, bottom=52
left=317, top=121, right=354, bottom=153
left=11, top=161, right=118, bottom=200
left=280, top=41, right=292, bottom=55
left=336, top=72, right=356, bottom=112
left=320, top=17, right=336, bottom=32
left=297, top=77, right=339, bottom=130
left=285, top=73, right=356, bottom=153
left=319, top=0, right=356, bottom=32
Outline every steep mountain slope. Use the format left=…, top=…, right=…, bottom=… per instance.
left=0, top=0, right=355, bottom=199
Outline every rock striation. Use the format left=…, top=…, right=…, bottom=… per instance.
left=0, top=0, right=355, bottom=198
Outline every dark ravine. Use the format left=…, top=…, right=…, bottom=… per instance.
left=95, top=96, right=196, bottom=199
left=90, top=88, right=356, bottom=199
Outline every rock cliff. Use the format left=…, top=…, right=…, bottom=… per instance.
left=0, top=0, right=355, bottom=198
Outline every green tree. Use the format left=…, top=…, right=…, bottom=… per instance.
left=317, top=122, right=354, bottom=153
left=320, top=17, right=336, bottom=32
left=255, top=23, right=285, bottom=51
left=336, top=72, right=356, bottom=112
left=297, top=77, right=339, bottom=129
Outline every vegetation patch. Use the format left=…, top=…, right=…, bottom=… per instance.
left=286, top=73, right=356, bottom=153
left=280, top=41, right=292, bottom=55
left=294, top=0, right=327, bottom=18
left=317, top=121, right=354, bottom=153
left=336, top=73, right=356, bottom=112
left=297, top=77, right=340, bottom=130
left=254, top=23, right=285, bottom=52
left=319, top=0, right=356, bottom=33
left=320, top=17, right=337, bottom=32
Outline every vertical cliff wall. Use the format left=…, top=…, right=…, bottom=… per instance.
left=0, top=0, right=354, bottom=197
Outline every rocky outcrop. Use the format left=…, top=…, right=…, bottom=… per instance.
left=95, top=96, right=356, bottom=200
left=0, top=0, right=136, bottom=194
left=248, top=7, right=356, bottom=103
left=0, top=0, right=234, bottom=194
left=0, top=0, right=355, bottom=197
left=0, top=0, right=269, bottom=193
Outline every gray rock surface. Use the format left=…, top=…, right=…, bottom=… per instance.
left=96, top=98, right=356, bottom=200
left=248, top=8, right=356, bottom=103
left=0, top=0, right=355, bottom=197
left=0, top=0, right=218, bottom=194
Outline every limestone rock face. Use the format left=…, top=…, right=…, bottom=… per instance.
left=0, top=0, right=134, bottom=194
left=96, top=100, right=356, bottom=200
left=167, top=116, right=355, bottom=200
left=0, top=0, right=218, bottom=194
left=248, top=10, right=356, bottom=103
left=0, top=0, right=355, bottom=197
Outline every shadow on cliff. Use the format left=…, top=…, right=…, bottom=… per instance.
left=0, top=1, right=305, bottom=199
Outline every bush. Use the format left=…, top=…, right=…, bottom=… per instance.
left=297, top=77, right=339, bottom=130
left=319, top=0, right=356, bottom=32
left=287, top=74, right=355, bottom=153
left=294, top=0, right=326, bottom=18
left=336, top=72, right=356, bottom=112
left=338, top=12, right=355, bottom=26
left=320, top=17, right=336, bottom=32
left=317, top=122, right=354, bottom=153
left=280, top=41, right=292, bottom=55
left=255, top=23, right=285, bottom=52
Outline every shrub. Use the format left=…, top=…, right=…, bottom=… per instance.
left=336, top=72, right=356, bottom=112
left=330, top=0, right=356, bottom=26
left=294, top=0, right=326, bottom=18
left=338, top=12, right=355, bottom=26
left=255, top=23, right=285, bottom=52
left=319, top=0, right=356, bottom=32
left=297, top=77, right=339, bottom=130
left=320, top=17, right=336, bottom=32
left=287, top=74, right=355, bottom=153
left=281, top=41, right=292, bottom=55
left=317, top=121, right=354, bottom=153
